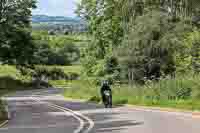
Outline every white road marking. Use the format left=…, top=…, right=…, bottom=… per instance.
left=31, top=90, right=95, bottom=133
left=0, top=120, right=8, bottom=128
left=0, top=123, right=81, bottom=130
left=48, top=103, right=95, bottom=133
left=2, top=89, right=94, bottom=132
left=96, top=127, right=128, bottom=132
left=31, top=97, right=85, bottom=133
left=125, top=107, right=193, bottom=119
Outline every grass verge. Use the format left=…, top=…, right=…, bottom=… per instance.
left=51, top=76, right=200, bottom=111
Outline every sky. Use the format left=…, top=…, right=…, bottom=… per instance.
left=32, top=0, right=80, bottom=17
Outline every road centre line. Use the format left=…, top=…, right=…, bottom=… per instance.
left=48, top=103, right=95, bottom=133
left=31, top=97, right=84, bottom=133
left=32, top=96, right=94, bottom=133
left=0, top=120, right=8, bottom=128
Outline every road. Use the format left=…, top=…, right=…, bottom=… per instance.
left=0, top=88, right=200, bottom=133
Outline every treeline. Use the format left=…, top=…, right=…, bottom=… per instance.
left=77, top=0, right=200, bottom=83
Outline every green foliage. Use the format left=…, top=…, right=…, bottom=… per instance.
left=118, top=11, right=192, bottom=82
left=30, top=66, right=67, bottom=81
left=32, top=32, right=80, bottom=65
left=19, top=66, right=81, bottom=83
left=120, top=0, right=200, bottom=23
left=77, top=0, right=200, bottom=86
left=77, top=0, right=123, bottom=80
left=184, top=29, right=200, bottom=73
left=48, top=68, right=67, bottom=80
left=0, top=65, right=82, bottom=78
left=0, top=0, right=36, bottom=65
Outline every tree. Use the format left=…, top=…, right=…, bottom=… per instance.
left=185, top=30, right=200, bottom=74
left=77, top=0, right=199, bottom=83
left=33, top=40, right=53, bottom=65
left=32, top=32, right=80, bottom=65
left=76, top=0, right=123, bottom=78
left=118, top=10, right=192, bottom=83
left=59, top=43, right=80, bottom=65
left=0, top=0, right=36, bottom=65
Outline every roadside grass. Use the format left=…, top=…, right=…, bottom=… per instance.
left=51, top=80, right=99, bottom=100
left=53, top=75, right=200, bottom=111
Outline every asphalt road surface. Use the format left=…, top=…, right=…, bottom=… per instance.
left=0, top=88, right=200, bottom=133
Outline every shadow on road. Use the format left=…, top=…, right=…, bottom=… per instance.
left=85, top=111, right=143, bottom=132
left=95, top=121, right=143, bottom=132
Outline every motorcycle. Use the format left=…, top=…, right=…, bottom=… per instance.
left=103, top=90, right=112, bottom=108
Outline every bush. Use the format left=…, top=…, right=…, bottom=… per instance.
left=33, top=35, right=80, bottom=65
left=68, top=72, right=80, bottom=80
left=118, top=11, right=192, bottom=83
left=31, top=66, right=69, bottom=80
left=48, top=67, right=68, bottom=80
left=176, top=88, right=192, bottom=100
left=0, top=76, right=24, bottom=90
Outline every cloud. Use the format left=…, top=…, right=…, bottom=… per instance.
left=32, top=0, right=78, bottom=17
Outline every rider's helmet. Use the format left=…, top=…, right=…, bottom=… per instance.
left=102, top=80, right=109, bottom=86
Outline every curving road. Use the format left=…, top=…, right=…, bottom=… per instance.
left=0, top=88, right=200, bottom=133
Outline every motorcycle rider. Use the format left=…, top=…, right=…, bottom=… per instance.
left=100, top=80, right=112, bottom=107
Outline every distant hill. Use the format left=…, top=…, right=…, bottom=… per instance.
left=32, top=15, right=82, bottom=24
left=31, top=15, right=87, bottom=33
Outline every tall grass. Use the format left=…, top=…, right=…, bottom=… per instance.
left=57, top=74, right=200, bottom=111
